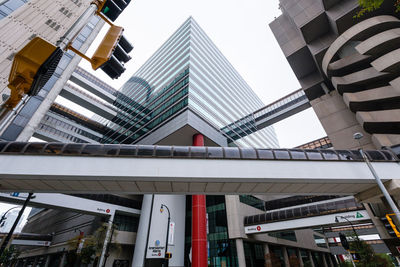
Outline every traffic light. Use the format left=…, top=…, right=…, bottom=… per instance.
left=91, top=25, right=133, bottom=79
left=165, top=252, right=172, bottom=259
left=100, top=0, right=131, bottom=22
left=339, top=233, right=350, bottom=250
left=381, top=214, right=400, bottom=238
left=6, top=37, right=63, bottom=108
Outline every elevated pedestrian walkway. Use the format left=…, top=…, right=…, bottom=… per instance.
left=0, top=142, right=399, bottom=195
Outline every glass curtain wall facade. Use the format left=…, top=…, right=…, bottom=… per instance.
left=102, top=17, right=278, bottom=148
left=187, top=18, right=278, bottom=148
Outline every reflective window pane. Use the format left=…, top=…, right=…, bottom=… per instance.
left=223, top=147, right=240, bottom=159
left=289, top=149, right=307, bottom=160
left=24, top=143, right=47, bottom=154
left=207, top=147, right=223, bottom=158
left=63, top=144, right=84, bottom=154
left=240, top=148, right=257, bottom=159
left=320, top=150, right=339, bottom=160
left=273, top=149, right=290, bottom=159
left=0, top=142, right=8, bottom=152
left=336, top=150, right=354, bottom=160
left=43, top=143, right=65, bottom=154
left=190, top=147, right=206, bottom=158
left=305, top=150, right=323, bottom=160
left=365, top=150, right=385, bottom=161
left=172, top=146, right=189, bottom=157
left=257, top=149, right=274, bottom=159
left=4, top=142, right=27, bottom=153
left=103, top=145, right=120, bottom=156
left=349, top=150, right=363, bottom=160
left=81, top=144, right=105, bottom=155
left=137, top=145, right=154, bottom=156
left=155, top=146, right=172, bottom=157
left=380, top=150, right=396, bottom=161
left=119, top=145, right=137, bottom=156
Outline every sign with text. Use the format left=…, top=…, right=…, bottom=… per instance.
left=245, top=210, right=370, bottom=234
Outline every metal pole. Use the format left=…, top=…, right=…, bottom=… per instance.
left=337, top=216, right=360, bottom=242
left=0, top=206, right=21, bottom=226
left=0, top=95, right=29, bottom=137
left=56, top=4, right=98, bottom=50
left=161, top=204, right=171, bottom=267
left=0, top=193, right=33, bottom=255
left=1, top=2, right=98, bottom=135
left=360, top=149, right=400, bottom=224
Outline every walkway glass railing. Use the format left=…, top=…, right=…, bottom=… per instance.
left=244, top=198, right=364, bottom=226
left=0, top=142, right=397, bottom=162
left=220, top=89, right=309, bottom=141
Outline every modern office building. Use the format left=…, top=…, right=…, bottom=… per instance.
left=270, top=0, right=400, bottom=260
left=0, top=0, right=104, bottom=142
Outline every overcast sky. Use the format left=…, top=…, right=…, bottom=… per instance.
left=78, top=0, right=326, bottom=148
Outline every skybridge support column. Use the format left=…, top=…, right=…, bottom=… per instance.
left=192, top=134, right=207, bottom=267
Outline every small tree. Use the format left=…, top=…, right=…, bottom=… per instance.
left=356, top=0, right=400, bottom=17
left=346, top=234, right=395, bottom=267
left=0, top=245, right=20, bottom=267
left=66, top=222, right=121, bottom=266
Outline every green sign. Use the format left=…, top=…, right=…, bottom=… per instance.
left=356, top=212, right=364, bottom=218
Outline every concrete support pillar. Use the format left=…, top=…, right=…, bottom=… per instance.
left=98, top=213, right=115, bottom=267
left=32, top=256, right=39, bottom=267
left=132, top=194, right=153, bottom=267
left=322, top=253, right=328, bottom=267
left=327, top=254, right=334, bottom=267
left=44, top=254, right=51, bottom=267
left=235, top=239, right=246, bottom=267
left=59, top=253, right=66, bottom=267
left=297, top=248, right=304, bottom=267
left=308, top=251, right=315, bottom=267
left=264, top=243, right=271, bottom=267
left=282, top=247, right=289, bottom=267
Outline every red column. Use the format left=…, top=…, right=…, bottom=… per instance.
left=192, top=134, right=207, bottom=267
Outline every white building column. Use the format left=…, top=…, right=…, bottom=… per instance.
left=297, top=248, right=304, bottom=267
left=282, top=247, right=289, bottom=267
left=235, top=239, right=246, bottom=267
left=322, top=253, right=328, bottom=267
left=59, top=253, right=66, bottom=267
left=264, top=243, right=272, bottom=267
left=327, top=253, right=334, bottom=267
left=132, top=194, right=153, bottom=267
left=44, top=255, right=51, bottom=267
left=308, top=251, right=315, bottom=267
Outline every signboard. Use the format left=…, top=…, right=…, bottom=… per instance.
left=169, top=222, right=175, bottom=245
left=148, top=239, right=165, bottom=258
left=245, top=210, right=370, bottom=234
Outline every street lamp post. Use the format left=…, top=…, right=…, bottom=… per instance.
left=0, top=192, right=33, bottom=255
left=335, top=216, right=360, bottom=242
left=0, top=206, right=21, bottom=228
left=353, top=132, right=400, bottom=224
left=160, top=204, right=171, bottom=267
left=335, top=216, right=358, bottom=267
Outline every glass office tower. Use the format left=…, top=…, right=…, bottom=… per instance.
left=102, top=17, right=278, bottom=148
left=117, top=17, right=279, bottom=267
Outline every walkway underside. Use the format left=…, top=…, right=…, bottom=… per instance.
left=0, top=142, right=399, bottom=195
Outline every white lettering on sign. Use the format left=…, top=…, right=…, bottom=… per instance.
left=148, top=246, right=165, bottom=257
left=244, top=210, right=370, bottom=234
